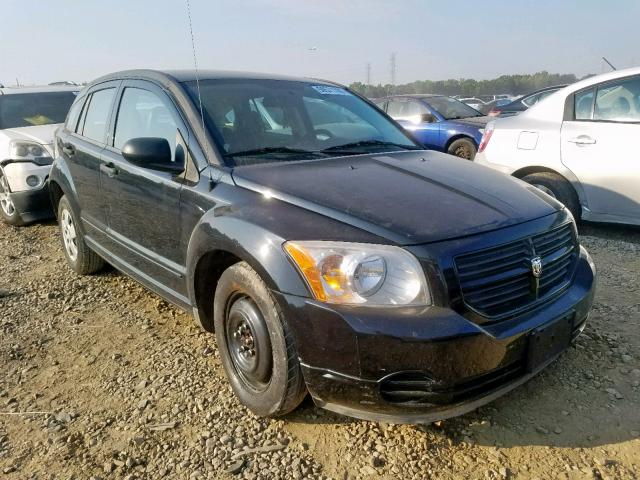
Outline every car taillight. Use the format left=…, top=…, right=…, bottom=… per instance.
left=478, top=124, right=494, bottom=153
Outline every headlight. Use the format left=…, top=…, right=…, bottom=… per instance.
left=9, top=140, right=47, bottom=158
left=8, top=140, right=53, bottom=165
left=284, top=241, right=431, bottom=306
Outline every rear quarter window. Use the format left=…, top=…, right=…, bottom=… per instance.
left=65, top=96, right=86, bottom=133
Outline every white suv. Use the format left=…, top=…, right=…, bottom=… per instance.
left=0, top=85, right=78, bottom=225
left=475, top=67, right=640, bottom=226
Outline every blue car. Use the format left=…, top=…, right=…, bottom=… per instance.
left=374, top=95, right=489, bottom=159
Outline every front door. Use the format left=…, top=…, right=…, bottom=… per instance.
left=561, top=75, right=640, bottom=222
left=99, top=80, right=189, bottom=297
left=387, top=98, right=440, bottom=149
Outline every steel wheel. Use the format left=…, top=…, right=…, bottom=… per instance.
left=0, top=172, right=16, bottom=217
left=61, top=208, right=79, bottom=262
left=225, top=295, right=273, bottom=393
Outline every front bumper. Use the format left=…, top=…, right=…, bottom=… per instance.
left=1, top=161, right=54, bottom=222
left=9, top=184, right=53, bottom=222
left=275, top=246, right=595, bottom=424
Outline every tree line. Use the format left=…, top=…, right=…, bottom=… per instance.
left=349, top=71, right=589, bottom=98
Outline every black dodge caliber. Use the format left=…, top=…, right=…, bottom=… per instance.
left=50, top=70, right=596, bottom=423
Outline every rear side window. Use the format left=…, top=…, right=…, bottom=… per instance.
left=113, top=87, right=177, bottom=158
left=574, top=89, right=594, bottom=120
left=81, top=88, right=115, bottom=143
left=387, top=100, right=405, bottom=117
left=593, top=76, right=640, bottom=122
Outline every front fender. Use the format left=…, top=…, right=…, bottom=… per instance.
left=185, top=210, right=311, bottom=308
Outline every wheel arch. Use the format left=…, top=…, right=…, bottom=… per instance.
left=445, top=134, right=477, bottom=151
left=186, top=214, right=310, bottom=332
left=511, top=165, right=587, bottom=204
left=48, top=180, right=65, bottom=219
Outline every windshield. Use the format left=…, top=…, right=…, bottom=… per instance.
left=426, top=96, right=483, bottom=120
left=0, top=91, right=77, bottom=129
left=182, top=79, right=419, bottom=166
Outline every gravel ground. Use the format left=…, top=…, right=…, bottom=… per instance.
left=0, top=220, right=639, bottom=480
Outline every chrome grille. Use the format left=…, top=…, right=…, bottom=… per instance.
left=455, top=224, right=577, bottom=319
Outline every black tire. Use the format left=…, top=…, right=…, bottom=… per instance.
left=57, top=195, right=105, bottom=275
left=0, top=169, right=25, bottom=226
left=447, top=137, right=477, bottom=160
left=521, top=172, right=582, bottom=221
left=214, top=261, right=307, bottom=417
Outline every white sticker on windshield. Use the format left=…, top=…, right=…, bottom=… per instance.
left=311, top=85, right=351, bottom=96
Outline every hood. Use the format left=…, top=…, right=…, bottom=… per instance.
left=451, top=115, right=491, bottom=128
left=2, top=123, right=61, bottom=146
left=231, top=151, right=559, bottom=245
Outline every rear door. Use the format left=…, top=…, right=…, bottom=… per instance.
left=99, top=80, right=189, bottom=295
left=560, top=75, right=640, bottom=222
left=58, top=81, right=119, bottom=242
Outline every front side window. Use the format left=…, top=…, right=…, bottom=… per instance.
left=593, top=76, right=640, bottom=122
left=182, top=80, right=419, bottom=166
left=426, top=96, right=481, bottom=120
left=404, top=101, right=428, bottom=117
left=81, top=88, right=115, bottom=143
left=113, top=87, right=177, bottom=158
left=0, top=91, right=77, bottom=129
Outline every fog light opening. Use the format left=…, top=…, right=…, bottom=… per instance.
left=26, top=175, right=40, bottom=187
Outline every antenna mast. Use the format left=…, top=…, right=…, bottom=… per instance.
left=185, top=0, right=205, bottom=131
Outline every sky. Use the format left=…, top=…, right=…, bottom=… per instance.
left=1, top=0, right=639, bottom=87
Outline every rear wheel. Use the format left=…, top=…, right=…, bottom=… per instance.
left=521, top=172, right=582, bottom=221
left=58, top=195, right=105, bottom=274
left=0, top=170, right=24, bottom=226
left=214, top=261, right=307, bottom=417
left=447, top=138, right=477, bottom=160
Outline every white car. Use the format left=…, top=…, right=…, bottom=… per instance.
left=475, top=67, right=640, bottom=226
left=0, top=85, right=78, bottom=225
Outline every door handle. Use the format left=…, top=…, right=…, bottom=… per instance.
left=100, top=163, right=119, bottom=178
left=62, top=144, right=75, bottom=156
left=567, top=135, right=596, bottom=145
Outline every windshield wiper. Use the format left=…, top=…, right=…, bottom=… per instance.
left=322, top=140, right=420, bottom=153
left=226, top=147, right=324, bottom=158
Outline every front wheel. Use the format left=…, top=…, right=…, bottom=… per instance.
left=0, top=169, right=24, bottom=226
left=214, top=261, right=307, bottom=417
left=521, top=172, right=582, bottom=222
left=58, top=195, right=105, bottom=275
left=447, top=138, right=477, bottom=160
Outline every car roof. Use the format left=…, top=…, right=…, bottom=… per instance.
left=87, top=69, right=338, bottom=89
left=0, top=85, right=79, bottom=95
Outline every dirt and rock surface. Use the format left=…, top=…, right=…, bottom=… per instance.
left=0, top=220, right=638, bottom=480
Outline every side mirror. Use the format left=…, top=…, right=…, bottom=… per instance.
left=121, top=137, right=184, bottom=174
left=421, top=113, right=437, bottom=123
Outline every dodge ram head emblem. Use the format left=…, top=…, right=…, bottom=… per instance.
left=531, top=257, right=543, bottom=278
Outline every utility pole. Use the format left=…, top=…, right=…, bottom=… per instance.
left=366, top=62, right=371, bottom=96
left=390, top=52, right=397, bottom=94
